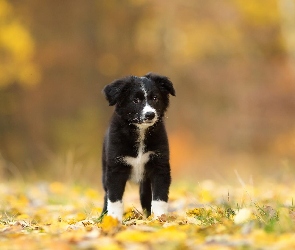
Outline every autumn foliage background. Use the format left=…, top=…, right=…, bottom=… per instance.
left=2, top=1, right=295, bottom=249
left=0, top=0, right=295, bottom=185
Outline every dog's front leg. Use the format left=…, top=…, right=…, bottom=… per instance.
left=150, top=165, right=171, bottom=217
left=140, top=177, right=152, bottom=216
left=106, top=166, right=130, bottom=221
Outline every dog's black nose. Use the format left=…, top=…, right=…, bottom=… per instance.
left=145, top=112, right=155, bottom=120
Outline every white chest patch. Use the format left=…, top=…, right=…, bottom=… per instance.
left=123, top=126, right=153, bottom=183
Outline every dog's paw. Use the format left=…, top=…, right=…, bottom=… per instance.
left=107, top=200, right=123, bottom=222
left=151, top=200, right=168, bottom=217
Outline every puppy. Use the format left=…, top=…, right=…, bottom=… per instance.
left=101, top=73, right=175, bottom=221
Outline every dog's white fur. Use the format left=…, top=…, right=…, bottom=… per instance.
left=152, top=200, right=168, bottom=217
left=124, top=126, right=154, bottom=183
left=124, top=84, right=157, bottom=183
left=107, top=199, right=123, bottom=221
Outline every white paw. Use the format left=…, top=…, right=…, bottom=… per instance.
left=151, top=200, right=168, bottom=217
left=107, top=199, right=123, bottom=221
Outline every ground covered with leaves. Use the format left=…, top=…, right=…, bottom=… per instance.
left=1, top=179, right=295, bottom=249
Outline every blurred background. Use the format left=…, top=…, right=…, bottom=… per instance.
left=0, top=0, right=295, bottom=185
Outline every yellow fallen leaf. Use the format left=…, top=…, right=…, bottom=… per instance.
left=202, top=246, right=233, bottom=250
left=100, top=242, right=123, bottom=250
left=100, top=215, right=119, bottom=234
left=64, top=212, right=87, bottom=225
left=45, top=221, right=69, bottom=234
left=16, top=213, right=30, bottom=220
left=251, top=229, right=277, bottom=245
left=198, top=189, right=214, bottom=203
left=154, top=226, right=187, bottom=242
left=76, top=212, right=87, bottom=221
left=186, top=208, right=203, bottom=217
left=115, top=230, right=151, bottom=243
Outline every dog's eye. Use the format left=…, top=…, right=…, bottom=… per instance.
left=152, top=96, right=158, bottom=102
left=133, top=98, right=140, bottom=104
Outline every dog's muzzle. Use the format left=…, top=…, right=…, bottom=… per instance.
left=144, top=111, right=155, bottom=121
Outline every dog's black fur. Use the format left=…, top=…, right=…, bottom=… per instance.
left=102, top=73, right=175, bottom=218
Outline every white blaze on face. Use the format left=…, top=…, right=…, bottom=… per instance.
left=140, top=83, right=158, bottom=125
left=142, top=104, right=157, bottom=121
left=124, top=81, right=158, bottom=183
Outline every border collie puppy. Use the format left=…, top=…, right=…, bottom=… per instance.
left=101, top=73, right=175, bottom=221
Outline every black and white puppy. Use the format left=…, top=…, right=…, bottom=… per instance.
left=101, top=73, right=175, bottom=221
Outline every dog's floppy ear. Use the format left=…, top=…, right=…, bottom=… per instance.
left=103, top=77, right=130, bottom=106
left=145, top=73, right=176, bottom=96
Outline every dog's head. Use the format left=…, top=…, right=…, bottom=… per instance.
left=103, top=73, right=175, bottom=127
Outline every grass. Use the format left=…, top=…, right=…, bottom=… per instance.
left=0, top=179, right=295, bottom=249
